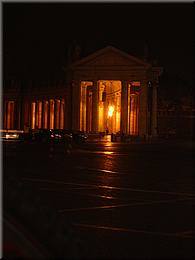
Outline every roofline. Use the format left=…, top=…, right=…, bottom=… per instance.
left=68, top=45, right=152, bottom=69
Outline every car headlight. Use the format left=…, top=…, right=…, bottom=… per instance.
left=5, top=133, right=19, bottom=139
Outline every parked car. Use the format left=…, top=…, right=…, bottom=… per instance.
left=62, top=130, right=88, bottom=144
left=22, top=129, right=72, bottom=154
left=55, top=129, right=87, bottom=144
left=72, top=130, right=88, bottom=144
left=30, top=129, right=53, bottom=142
left=52, top=129, right=73, bottom=144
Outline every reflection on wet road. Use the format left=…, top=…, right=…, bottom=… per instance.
left=4, top=140, right=195, bottom=258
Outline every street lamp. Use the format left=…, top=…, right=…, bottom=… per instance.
left=108, top=105, right=114, bottom=118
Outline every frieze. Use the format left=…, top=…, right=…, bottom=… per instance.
left=73, top=70, right=146, bottom=81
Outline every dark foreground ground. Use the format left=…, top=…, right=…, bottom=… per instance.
left=3, top=138, right=195, bottom=259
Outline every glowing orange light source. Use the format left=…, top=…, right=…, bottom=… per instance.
left=103, top=151, right=114, bottom=155
left=108, top=106, right=114, bottom=118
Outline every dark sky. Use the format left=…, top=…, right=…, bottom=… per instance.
left=3, top=3, right=194, bottom=83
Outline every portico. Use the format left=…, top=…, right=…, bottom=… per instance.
left=67, top=46, right=162, bottom=138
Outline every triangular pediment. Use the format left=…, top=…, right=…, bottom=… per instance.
left=70, top=46, right=151, bottom=69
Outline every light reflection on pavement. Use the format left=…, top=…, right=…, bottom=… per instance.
left=4, top=140, right=195, bottom=258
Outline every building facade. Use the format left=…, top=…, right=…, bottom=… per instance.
left=3, top=46, right=163, bottom=139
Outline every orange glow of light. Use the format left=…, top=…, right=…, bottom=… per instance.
left=108, top=106, right=114, bottom=118
left=103, top=151, right=114, bottom=155
left=98, top=104, right=104, bottom=132
left=31, top=102, right=36, bottom=129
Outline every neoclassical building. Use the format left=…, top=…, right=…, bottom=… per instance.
left=3, top=46, right=163, bottom=138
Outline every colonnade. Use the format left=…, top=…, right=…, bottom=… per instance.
left=3, top=100, right=15, bottom=129
left=3, top=80, right=158, bottom=138
left=79, top=80, right=143, bottom=135
left=30, top=98, right=65, bottom=130
left=78, top=79, right=158, bottom=136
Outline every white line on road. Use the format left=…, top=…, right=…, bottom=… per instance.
left=59, top=197, right=193, bottom=213
left=40, top=188, right=116, bottom=200
left=73, top=223, right=193, bottom=238
left=22, top=177, right=195, bottom=198
left=75, top=166, right=128, bottom=175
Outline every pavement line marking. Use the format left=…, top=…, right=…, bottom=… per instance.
left=73, top=223, right=193, bottom=238
left=50, top=187, right=96, bottom=190
left=75, top=166, right=128, bottom=175
left=59, top=204, right=131, bottom=213
left=59, top=197, right=193, bottom=213
left=40, top=188, right=116, bottom=200
left=22, top=177, right=195, bottom=198
left=40, top=187, right=195, bottom=203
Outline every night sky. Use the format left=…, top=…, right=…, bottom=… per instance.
left=3, top=3, right=194, bottom=87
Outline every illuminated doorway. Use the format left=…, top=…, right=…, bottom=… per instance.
left=98, top=80, right=121, bottom=134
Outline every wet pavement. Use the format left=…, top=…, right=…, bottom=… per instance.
left=3, top=139, right=195, bottom=259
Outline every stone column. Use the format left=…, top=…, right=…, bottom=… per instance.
left=47, top=99, right=50, bottom=129
left=23, top=100, right=30, bottom=131
left=66, top=86, right=72, bottom=130
left=86, top=86, right=93, bottom=132
left=59, top=99, right=65, bottom=129
left=50, top=99, right=55, bottom=129
left=35, top=101, right=38, bottom=129
left=53, top=98, right=57, bottom=129
left=19, top=86, right=25, bottom=130
left=17, top=99, right=22, bottom=130
left=120, top=80, right=128, bottom=134
left=42, top=100, right=45, bottom=128
left=38, top=101, right=43, bottom=129
left=138, top=80, right=148, bottom=138
left=7, top=101, right=11, bottom=129
left=43, top=100, right=49, bottom=129
left=72, top=80, right=80, bottom=131
left=54, top=99, right=60, bottom=129
left=151, top=81, right=158, bottom=137
left=3, top=101, right=7, bottom=129
left=92, top=80, right=99, bottom=133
